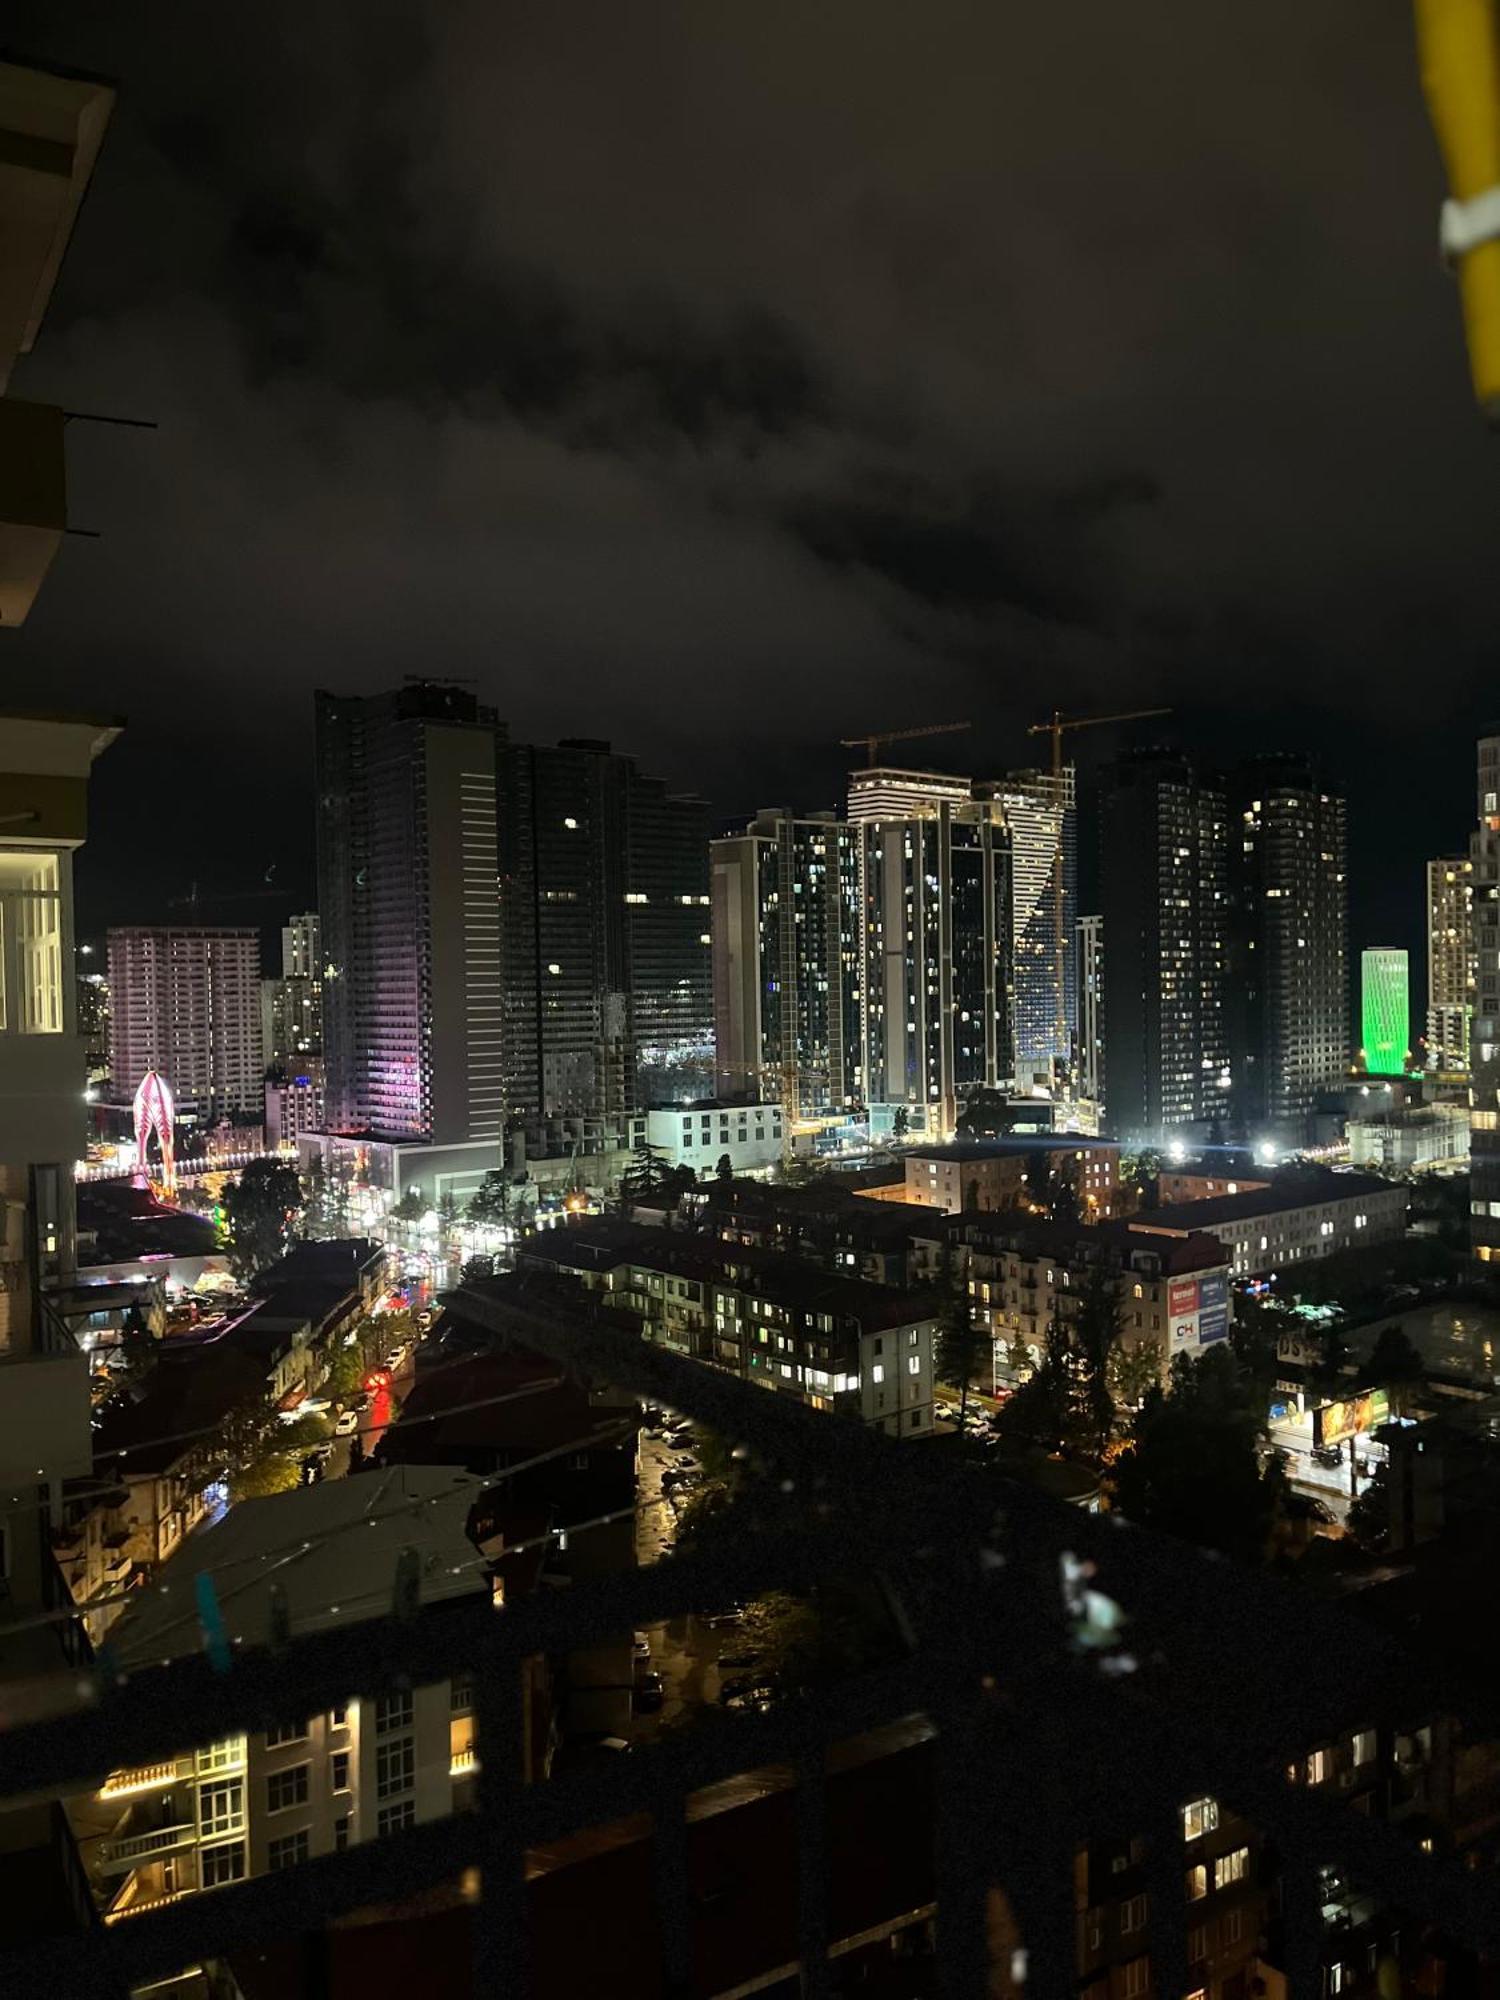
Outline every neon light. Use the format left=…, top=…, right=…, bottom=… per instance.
left=132, top=1069, right=177, bottom=1193
left=1360, top=948, right=1409, bottom=1076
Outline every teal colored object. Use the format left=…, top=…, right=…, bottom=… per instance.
left=1361, top=947, right=1409, bottom=1075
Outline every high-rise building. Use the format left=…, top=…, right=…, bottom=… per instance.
left=107, top=926, right=263, bottom=1121
left=854, top=798, right=1011, bottom=1136
left=847, top=764, right=1066, bottom=1097
left=1426, top=856, right=1474, bottom=1072
left=712, top=810, right=860, bottom=1123
left=282, top=910, right=320, bottom=983
left=262, top=913, right=326, bottom=1142
left=1098, top=751, right=1229, bottom=1140
left=1226, top=758, right=1349, bottom=1139
left=1360, top=948, right=1410, bottom=1077
left=1470, top=739, right=1500, bottom=1265
left=984, top=767, right=1076, bottom=1087
left=315, top=685, right=505, bottom=1147
left=1077, top=914, right=1103, bottom=1107
left=500, top=739, right=711, bottom=1132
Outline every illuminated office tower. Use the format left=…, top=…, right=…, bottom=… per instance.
left=1227, top=759, right=1349, bottom=1138
left=1360, top=948, right=1410, bottom=1078
left=711, top=811, right=860, bottom=1124
left=1427, top=857, right=1474, bottom=1072
left=1099, top=751, right=1229, bottom=1140
left=315, top=684, right=505, bottom=1146
left=854, top=797, right=1012, bottom=1137
left=986, top=768, right=1076, bottom=1087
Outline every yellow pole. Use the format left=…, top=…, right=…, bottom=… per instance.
left=1414, top=0, right=1500, bottom=416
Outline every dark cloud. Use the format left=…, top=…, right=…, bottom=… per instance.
left=2, top=0, right=1497, bottom=969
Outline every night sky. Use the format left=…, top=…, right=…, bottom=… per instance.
left=5, top=3, right=1498, bottom=983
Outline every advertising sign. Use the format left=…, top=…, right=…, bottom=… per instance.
left=1197, top=1273, right=1230, bottom=1346
left=1168, top=1277, right=1200, bottom=1356
left=1313, top=1387, right=1391, bottom=1450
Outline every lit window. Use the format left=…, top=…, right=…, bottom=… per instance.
left=1215, top=1846, right=1249, bottom=1889
left=1351, top=1728, right=1375, bottom=1766
left=871, top=1364, right=884, bottom=1384
left=1186, top=1864, right=1207, bottom=1901
left=1181, top=1796, right=1220, bottom=1841
left=1306, top=1748, right=1328, bottom=1784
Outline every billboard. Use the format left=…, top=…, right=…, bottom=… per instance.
left=1197, top=1273, right=1229, bottom=1346
left=1314, top=1387, right=1391, bottom=1450
left=1169, top=1277, right=1200, bottom=1356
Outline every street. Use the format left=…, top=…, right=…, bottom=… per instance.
left=631, top=1430, right=727, bottom=1737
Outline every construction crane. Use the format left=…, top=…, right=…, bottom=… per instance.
left=1024, top=706, right=1172, bottom=1081
left=839, top=720, right=971, bottom=767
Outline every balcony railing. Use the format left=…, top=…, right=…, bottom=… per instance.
left=449, top=1745, right=478, bottom=1777
left=97, top=1824, right=198, bottom=1872
left=98, top=1759, right=192, bottom=1801
left=3, top=1281, right=1500, bottom=1997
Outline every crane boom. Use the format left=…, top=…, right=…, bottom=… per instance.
left=839, top=720, right=971, bottom=767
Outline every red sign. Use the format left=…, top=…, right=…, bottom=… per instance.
left=1168, top=1279, right=1199, bottom=1318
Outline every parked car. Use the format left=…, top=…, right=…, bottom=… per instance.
left=335, top=1408, right=360, bottom=1437
left=632, top=1671, right=665, bottom=1714
left=719, top=1680, right=775, bottom=1712
left=718, top=1651, right=760, bottom=1672
left=632, top=1632, right=652, bottom=1664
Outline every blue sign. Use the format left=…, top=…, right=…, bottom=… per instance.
left=1197, top=1273, right=1229, bottom=1346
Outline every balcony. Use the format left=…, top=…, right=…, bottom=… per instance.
left=3, top=1286, right=1500, bottom=1996
left=97, top=1823, right=199, bottom=1874
left=98, top=1759, right=193, bottom=1802
left=449, top=1745, right=478, bottom=1778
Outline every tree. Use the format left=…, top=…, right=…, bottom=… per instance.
left=620, top=1140, right=673, bottom=1206
left=222, top=1158, right=304, bottom=1277
left=1111, top=1345, right=1283, bottom=1565
left=437, top=1190, right=459, bottom=1233
left=1365, top=1324, right=1426, bottom=1415
left=391, top=1187, right=426, bottom=1224
left=934, top=1238, right=986, bottom=1427
left=891, top=1105, right=910, bottom=1141
left=715, top=1153, right=735, bottom=1183
left=1106, top=1339, right=1163, bottom=1412
left=1023, top=1149, right=1055, bottom=1214
left=1122, top=1148, right=1162, bottom=1211
left=1347, top=1461, right=1392, bottom=1551
left=1069, top=1266, right=1121, bottom=1456
left=465, top=1171, right=512, bottom=1230
left=995, top=1326, right=1077, bottom=1454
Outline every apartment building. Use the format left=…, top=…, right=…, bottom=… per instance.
left=1154, top=1170, right=1407, bottom=1281
left=76, top=1468, right=492, bottom=1920
left=937, top=1212, right=1233, bottom=1381
left=627, top=1100, right=785, bottom=1178
left=107, top=925, right=263, bottom=1120
left=902, top=1136, right=1121, bottom=1218
left=519, top=1223, right=938, bottom=1438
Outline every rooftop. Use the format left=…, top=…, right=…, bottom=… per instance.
left=92, top=1347, right=266, bottom=1478
left=111, top=1464, right=491, bottom=1668
left=950, top=1210, right=1231, bottom=1278
left=905, top=1136, right=1119, bottom=1163
left=1156, top=1169, right=1402, bottom=1230
left=378, top=1346, right=633, bottom=1463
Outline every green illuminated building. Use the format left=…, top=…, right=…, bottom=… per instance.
left=1361, top=947, right=1410, bottom=1076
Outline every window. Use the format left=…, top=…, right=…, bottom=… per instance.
left=451, top=1683, right=473, bottom=1713
left=378, top=1800, right=417, bottom=1838
left=0, top=851, right=63, bottom=1035
left=1215, top=1847, right=1249, bottom=1890
left=909, top=1408, right=921, bottom=1428
left=266, top=1720, right=307, bottom=1749
left=871, top=1364, right=885, bottom=1384
left=267, top=1764, right=310, bottom=1813
left=1307, top=1748, right=1329, bottom=1784
left=375, top=1690, right=413, bottom=1733
left=330, top=1751, right=350, bottom=1792
left=1188, top=1926, right=1208, bottom=1963
left=1120, top=1894, right=1148, bottom=1933
left=1186, top=1863, right=1208, bottom=1901
left=1351, top=1728, right=1376, bottom=1766
left=1223, top=1907, right=1243, bottom=1944
left=200, top=1842, right=246, bottom=1887
left=268, top=1830, right=310, bottom=1872
left=907, top=1355, right=920, bottom=1375
left=198, top=1779, right=243, bottom=1836
left=1182, top=1796, right=1220, bottom=1841
left=907, top=1328, right=918, bottom=1345
left=1085, top=1907, right=1104, bottom=1952
left=334, top=1814, right=352, bottom=1852
left=1121, top=1957, right=1149, bottom=2000
left=376, top=1736, right=415, bottom=1800
left=330, top=1704, right=348, bottom=1728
